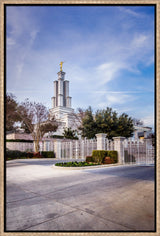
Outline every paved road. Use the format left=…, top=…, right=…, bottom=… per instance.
left=6, top=159, right=155, bottom=232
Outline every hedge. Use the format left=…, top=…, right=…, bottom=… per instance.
left=6, top=139, right=33, bottom=143
left=86, top=156, right=94, bottom=162
left=92, top=150, right=118, bottom=163
left=41, top=151, right=55, bottom=158
left=55, top=161, right=101, bottom=167
left=6, top=150, right=28, bottom=159
left=50, top=135, right=64, bottom=139
left=6, top=150, right=55, bottom=160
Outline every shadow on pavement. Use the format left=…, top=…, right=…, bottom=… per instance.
left=83, top=166, right=155, bottom=181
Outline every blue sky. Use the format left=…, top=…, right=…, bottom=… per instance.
left=6, top=5, right=155, bottom=128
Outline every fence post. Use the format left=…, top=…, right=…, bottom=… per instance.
left=96, top=133, right=106, bottom=150
left=54, top=140, right=62, bottom=159
left=113, top=137, right=125, bottom=164
left=70, top=141, right=73, bottom=159
left=81, top=140, right=84, bottom=159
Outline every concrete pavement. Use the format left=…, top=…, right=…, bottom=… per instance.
left=6, top=159, right=155, bottom=232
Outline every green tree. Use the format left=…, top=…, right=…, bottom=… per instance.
left=95, top=107, right=119, bottom=138
left=6, top=93, right=21, bottom=131
left=79, top=106, right=97, bottom=139
left=63, top=127, right=78, bottom=139
left=79, top=106, right=134, bottom=139
left=116, top=113, right=134, bottom=138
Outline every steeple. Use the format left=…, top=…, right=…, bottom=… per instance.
left=51, top=63, right=72, bottom=109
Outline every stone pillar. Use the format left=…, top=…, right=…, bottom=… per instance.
left=58, top=79, right=63, bottom=95
left=58, top=94, right=63, bottom=106
left=66, top=96, right=72, bottom=108
left=64, top=80, right=69, bottom=97
left=54, top=81, right=58, bottom=106
left=54, top=140, right=62, bottom=159
left=96, top=133, right=106, bottom=150
left=113, top=137, right=125, bottom=164
left=52, top=97, right=56, bottom=108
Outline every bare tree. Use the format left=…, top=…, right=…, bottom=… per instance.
left=70, top=107, right=86, bottom=130
left=17, top=99, right=58, bottom=152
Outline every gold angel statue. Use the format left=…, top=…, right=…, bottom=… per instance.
left=59, top=61, right=64, bottom=71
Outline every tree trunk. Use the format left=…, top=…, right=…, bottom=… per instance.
left=35, top=140, right=40, bottom=153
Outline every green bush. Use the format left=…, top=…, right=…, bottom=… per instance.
left=6, top=150, right=56, bottom=160
left=6, top=139, right=33, bottom=143
left=92, top=150, right=118, bottom=163
left=92, top=150, right=108, bottom=163
left=106, top=151, right=118, bottom=163
left=50, top=135, right=64, bottom=139
left=55, top=161, right=101, bottom=167
left=41, top=151, right=55, bottom=158
left=27, top=152, right=33, bottom=158
left=6, top=150, right=27, bottom=160
left=86, top=156, right=93, bottom=162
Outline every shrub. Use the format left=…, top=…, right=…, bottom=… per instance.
left=92, top=150, right=118, bottom=164
left=55, top=161, right=101, bottom=167
left=41, top=151, right=55, bottom=158
left=33, top=152, right=43, bottom=158
left=27, top=152, right=33, bottom=158
left=103, top=157, right=112, bottom=164
left=86, top=156, right=93, bottom=163
left=6, top=150, right=27, bottom=160
left=92, top=150, right=108, bottom=163
left=6, top=139, right=33, bottom=143
left=107, top=151, right=118, bottom=163
left=50, top=135, right=64, bottom=139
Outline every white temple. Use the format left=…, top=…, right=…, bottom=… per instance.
left=49, top=62, right=76, bottom=135
left=49, top=62, right=152, bottom=139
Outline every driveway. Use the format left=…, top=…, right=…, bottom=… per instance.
left=6, top=159, right=155, bottom=232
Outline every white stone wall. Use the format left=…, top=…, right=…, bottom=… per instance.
left=6, top=133, right=33, bottom=140
left=6, top=142, right=34, bottom=152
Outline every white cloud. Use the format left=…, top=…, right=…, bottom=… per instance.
left=118, top=7, right=142, bottom=18
left=106, top=94, right=134, bottom=105
left=131, top=34, right=150, bottom=49
left=96, top=62, right=124, bottom=84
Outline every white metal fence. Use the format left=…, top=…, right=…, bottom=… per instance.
left=60, top=139, right=97, bottom=159
left=56, top=137, right=155, bottom=165
left=123, top=139, right=155, bottom=165
left=7, top=134, right=155, bottom=165
left=105, top=139, right=115, bottom=150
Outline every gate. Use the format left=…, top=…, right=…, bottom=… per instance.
left=123, top=139, right=155, bottom=165
left=60, top=139, right=97, bottom=159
